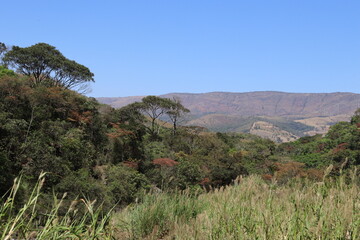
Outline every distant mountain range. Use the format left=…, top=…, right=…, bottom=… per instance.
left=97, top=91, right=360, bottom=142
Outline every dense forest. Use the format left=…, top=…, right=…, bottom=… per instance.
left=0, top=43, right=359, bottom=239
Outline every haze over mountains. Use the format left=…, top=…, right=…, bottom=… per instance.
left=97, top=91, right=360, bottom=142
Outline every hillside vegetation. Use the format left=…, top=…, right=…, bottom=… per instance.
left=0, top=42, right=359, bottom=239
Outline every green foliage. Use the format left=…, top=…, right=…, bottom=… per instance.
left=294, top=153, right=330, bottom=168
left=106, top=165, right=150, bottom=205
left=175, top=160, right=204, bottom=189
left=0, top=42, right=6, bottom=56
left=0, top=66, right=15, bottom=78
left=0, top=42, right=8, bottom=66
left=0, top=152, right=13, bottom=195
left=0, top=75, right=108, bottom=197
left=277, top=109, right=360, bottom=170
left=4, top=43, right=94, bottom=90
left=351, top=108, right=360, bottom=124
left=326, top=121, right=356, bottom=145
left=144, top=141, right=171, bottom=160
left=56, top=168, right=112, bottom=208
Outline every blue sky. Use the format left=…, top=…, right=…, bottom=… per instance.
left=1, top=0, right=360, bottom=97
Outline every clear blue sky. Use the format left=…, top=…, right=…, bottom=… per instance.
left=2, top=0, right=360, bottom=97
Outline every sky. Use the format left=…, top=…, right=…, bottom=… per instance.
left=1, top=0, right=360, bottom=97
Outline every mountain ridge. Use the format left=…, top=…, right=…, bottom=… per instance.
left=97, top=91, right=359, bottom=142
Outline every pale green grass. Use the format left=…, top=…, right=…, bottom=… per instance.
left=2, top=169, right=359, bottom=239
left=0, top=173, right=113, bottom=240
left=113, top=168, right=360, bottom=240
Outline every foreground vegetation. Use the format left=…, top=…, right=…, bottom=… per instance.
left=1, top=168, right=358, bottom=239
left=114, top=170, right=359, bottom=239
left=0, top=173, right=113, bottom=240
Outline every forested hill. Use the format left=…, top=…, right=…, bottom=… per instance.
left=98, top=91, right=360, bottom=142
left=98, top=91, right=360, bottom=117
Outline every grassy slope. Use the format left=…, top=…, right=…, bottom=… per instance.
left=2, top=169, right=359, bottom=239
left=113, top=173, right=360, bottom=240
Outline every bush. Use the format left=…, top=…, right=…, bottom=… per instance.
left=55, top=168, right=112, bottom=210
left=106, top=165, right=150, bottom=206
left=175, top=160, right=204, bottom=189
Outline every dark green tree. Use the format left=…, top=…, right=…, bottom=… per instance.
left=110, top=102, right=147, bottom=161
left=351, top=108, right=360, bottom=124
left=0, top=42, right=8, bottom=65
left=0, top=151, right=13, bottom=196
left=3, top=43, right=94, bottom=90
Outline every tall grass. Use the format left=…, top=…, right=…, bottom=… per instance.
left=2, top=169, right=359, bottom=239
left=0, top=173, right=113, bottom=240
left=114, top=190, right=204, bottom=239
left=114, top=168, right=360, bottom=239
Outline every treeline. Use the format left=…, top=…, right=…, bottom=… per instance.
left=0, top=42, right=359, bottom=213
left=0, top=73, right=274, bottom=210
left=0, top=43, right=274, bottom=211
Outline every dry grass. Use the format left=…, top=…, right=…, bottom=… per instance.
left=2, top=169, right=359, bottom=239
left=113, top=168, right=360, bottom=239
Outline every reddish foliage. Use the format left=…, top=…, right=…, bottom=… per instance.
left=106, top=122, right=134, bottom=139
left=332, top=143, right=348, bottom=154
left=284, top=145, right=295, bottom=151
left=305, top=168, right=323, bottom=181
left=5, top=95, right=17, bottom=101
left=67, top=110, right=93, bottom=124
left=200, top=177, right=211, bottom=185
left=316, top=143, right=326, bottom=153
left=262, top=174, right=273, bottom=181
left=273, top=162, right=323, bottom=183
left=123, top=161, right=139, bottom=169
left=152, top=158, right=179, bottom=167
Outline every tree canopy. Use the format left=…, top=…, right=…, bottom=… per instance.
left=0, top=42, right=8, bottom=66
left=3, top=43, right=94, bottom=90
left=132, top=96, right=190, bottom=137
left=166, top=97, right=190, bottom=134
left=138, top=96, right=174, bottom=136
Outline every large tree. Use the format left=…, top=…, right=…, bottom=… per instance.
left=139, top=96, right=173, bottom=136
left=123, top=96, right=190, bottom=137
left=165, top=97, right=190, bottom=135
left=3, top=43, right=94, bottom=90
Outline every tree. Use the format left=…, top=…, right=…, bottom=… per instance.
left=165, top=97, right=190, bottom=135
left=0, top=42, right=7, bottom=65
left=351, top=108, right=360, bottom=124
left=53, top=59, right=94, bottom=91
left=139, top=96, right=173, bottom=137
left=3, top=43, right=94, bottom=90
